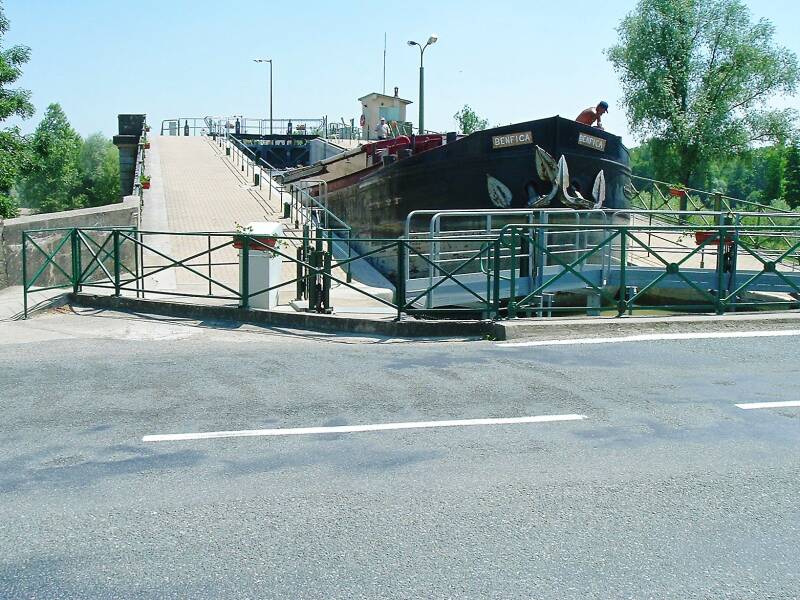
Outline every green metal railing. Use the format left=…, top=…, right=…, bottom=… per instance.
left=21, top=221, right=800, bottom=320
left=21, top=226, right=500, bottom=320
left=496, top=222, right=800, bottom=317
left=628, top=176, right=800, bottom=236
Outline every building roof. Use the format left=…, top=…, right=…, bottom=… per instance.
left=358, top=92, right=413, bottom=105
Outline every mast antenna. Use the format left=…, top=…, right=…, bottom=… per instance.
left=382, top=32, right=387, bottom=94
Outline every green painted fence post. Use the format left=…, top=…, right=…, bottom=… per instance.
left=715, top=225, right=725, bottom=315
left=618, top=229, right=627, bottom=316
left=508, top=228, right=517, bottom=318
left=296, top=246, right=305, bottom=301
left=71, top=228, right=80, bottom=295
left=113, top=229, right=121, bottom=296
left=308, top=250, right=319, bottom=312
left=322, top=251, right=332, bottom=313
left=240, top=236, right=250, bottom=308
left=346, top=229, right=353, bottom=283
left=396, top=240, right=406, bottom=320
left=21, top=232, right=28, bottom=320
left=492, top=237, right=501, bottom=319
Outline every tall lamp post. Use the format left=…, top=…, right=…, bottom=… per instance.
left=407, top=35, right=438, bottom=134
left=253, top=58, right=273, bottom=135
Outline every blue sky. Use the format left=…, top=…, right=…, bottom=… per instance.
left=4, top=0, right=800, bottom=145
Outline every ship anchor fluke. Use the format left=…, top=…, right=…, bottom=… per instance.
left=487, top=174, right=513, bottom=208
left=592, top=170, right=606, bottom=209
left=527, top=146, right=559, bottom=208
left=557, top=156, right=588, bottom=209
left=535, top=145, right=558, bottom=182
left=556, top=155, right=605, bottom=210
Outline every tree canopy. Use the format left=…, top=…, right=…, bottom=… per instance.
left=783, top=142, right=800, bottom=208
left=18, top=103, right=83, bottom=213
left=79, top=133, right=120, bottom=208
left=453, top=105, right=488, bottom=135
left=607, top=0, right=799, bottom=186
left=0, top=1, right=33, bottom=218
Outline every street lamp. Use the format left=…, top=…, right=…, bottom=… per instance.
left=407, top=34, right=438, bottom=134
left=253, top=58, right=273, bottom=135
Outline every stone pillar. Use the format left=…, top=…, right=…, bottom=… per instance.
left=112, top=114, right=146, bottom=196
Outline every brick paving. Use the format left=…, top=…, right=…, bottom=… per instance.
left=149, top=136, right=284, bottom=297
left=145, top=136, right=392, bottom=313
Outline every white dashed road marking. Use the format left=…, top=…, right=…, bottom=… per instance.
left=735, top=401, right=800, bottom=410
left=143, top=414, right=587, bottom=442
left=497, top=329, right=800, bottom=348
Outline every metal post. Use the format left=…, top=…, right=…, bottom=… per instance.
left=269, top=61, right=273, bottom=136
left=492, top=237, right=501, bottom=318
left=71, top=228, right=80, bottom=295
left=113, top=229, right=121, bottom=296
left=715, top=224, right=726, bottom=315
left=21, top=232, right=28, bottom=320
left=139, top=231, right=146, bottom=298
left=508, top=228, right=517, bottom=318
left=618, top=228, right=627, bottom=316
left=396, top=240, right=406, bottom=320
left=418, top=63, right=425, bottom=133
left=240, top=236, right=250, bottom=308
left=296, top=246, right=305, bottom=301
left=346, top=229, right=352, bottom=283
left=207, top=235, right=212, bottom=296
left=322, top=251, right=332, bottom=313
left=308, top=250, right=319, bottom=311
left=132, top=228, right=140, bottom=298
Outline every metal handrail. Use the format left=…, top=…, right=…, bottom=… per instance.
left=21, top=221, right=800, bottom=320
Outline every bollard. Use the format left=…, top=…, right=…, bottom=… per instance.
left=225, top=146, right=230, bottom=156
left=283, top=201, right=291, bottom=219
left=254, top=173, right=260, bottom=186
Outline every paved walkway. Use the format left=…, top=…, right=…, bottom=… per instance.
left=141, top=136, right=393, bottom=315
left=0, top=286, right=66, bottom=321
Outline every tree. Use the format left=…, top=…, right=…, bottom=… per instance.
left=453, top=105, right=488, bottom=135
left=78, top=133, right=120, bottom=206
left=18, top=103, right=84, bottom=213
left=607, top=0, right=799, bottom=186
left=0, top=1, right=33, bottom=218
left=783, top=142, right=800, bottom=209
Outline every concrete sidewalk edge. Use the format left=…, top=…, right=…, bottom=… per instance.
left=68, top=293, right=492, bottom=338
left=496, top=310, right=800, bottom=340
left=63, top=293, right=800, bottom=341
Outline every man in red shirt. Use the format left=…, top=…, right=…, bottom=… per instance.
left=576, top=101, right=609, bottom=129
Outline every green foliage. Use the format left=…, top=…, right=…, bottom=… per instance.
left=0, top=193, right=18, bottom=218
left=607, top=0, right=799, bottom=186
left=79, top=133, right=120, bottom=207
left=18, top=103, right=84, bottom=213
left=0, top=1, right=33, bottom=203
left=632, top=138, right=789, bottom=207
left=453, top=105, right=488, bottom=135
left=783, top=142, right=800, bottom=208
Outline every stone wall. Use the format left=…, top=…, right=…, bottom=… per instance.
left=0, top=196, right=139, bottom=290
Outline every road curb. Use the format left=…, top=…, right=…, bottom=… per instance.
left=492, top=311, right=800, bottom=341
left=68, top=293, right=493, bottom=338
left=66, top=294, right=800, bottom=341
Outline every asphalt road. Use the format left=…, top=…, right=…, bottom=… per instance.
left=1, top=309, right=798, bottom=599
